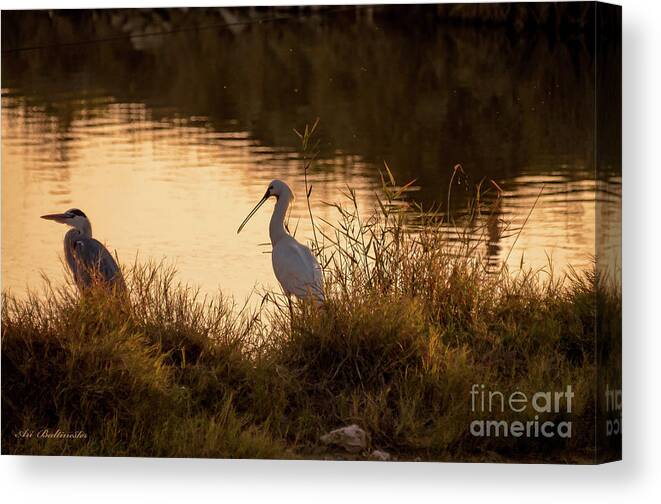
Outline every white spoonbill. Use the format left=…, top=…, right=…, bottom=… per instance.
left=237, top=180, right=325, bottom=305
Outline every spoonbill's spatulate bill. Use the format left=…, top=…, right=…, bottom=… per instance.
left=238, top=180, right=324, bottom=303
left=41, top=208, right=125, bottom=292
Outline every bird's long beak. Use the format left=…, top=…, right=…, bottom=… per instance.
left=40, top=213, right=70, bottom=223
left=237, top=191, right=270, bottom=234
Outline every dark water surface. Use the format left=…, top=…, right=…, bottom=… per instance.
left=1, top=6, right=621, bottom=301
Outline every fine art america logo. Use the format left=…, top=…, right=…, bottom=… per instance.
left=469, top=384, right=574, bottom=439
left=605, top=384, right=622, bottom=436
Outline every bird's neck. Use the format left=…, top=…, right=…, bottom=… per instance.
left=269, top=195, right=290, bottom=246
left=73, top=222, right=92, bottom=238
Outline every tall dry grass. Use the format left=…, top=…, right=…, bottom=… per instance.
left=1, top=138, right=620, bottom=462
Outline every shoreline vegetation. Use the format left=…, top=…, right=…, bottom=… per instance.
left=1, top=157, right=620, bottom=462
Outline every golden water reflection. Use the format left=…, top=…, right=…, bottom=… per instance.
left=1, top=97, right=379, bottom=303
left=2, top=96, right=617, bottom=304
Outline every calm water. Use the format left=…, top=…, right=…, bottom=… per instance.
left=1, top=7, right=621, bottom=302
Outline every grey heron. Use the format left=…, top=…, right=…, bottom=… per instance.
left=40, top=208, right=125, bottom=292
left=237, top=180, right=324, bottom=308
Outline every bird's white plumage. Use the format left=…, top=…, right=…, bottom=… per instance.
left=272, top=235, right=324, bottom=302
left=238, top=179, right=325, bottom=303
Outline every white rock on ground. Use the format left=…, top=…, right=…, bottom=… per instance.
left=369, top=449, right=392, bottom=461
left=320, top=424, right=369, bottom=453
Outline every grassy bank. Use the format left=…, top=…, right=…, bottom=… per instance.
left=1, top=174, right=619, bottom=462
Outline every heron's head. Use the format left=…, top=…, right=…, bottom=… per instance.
left=237, top=180, right=294, bottom=234
left=41, top=208, right=91, bottom=232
